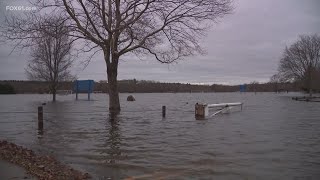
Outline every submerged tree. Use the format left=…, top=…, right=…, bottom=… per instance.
left=275, top=34, right=320, bottom=96
left=25, top=17, right=74, bottom=101
left=2, top=0, right=233, bottom=111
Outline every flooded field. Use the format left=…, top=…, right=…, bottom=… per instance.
left=0, top=93, right=320, bottom=179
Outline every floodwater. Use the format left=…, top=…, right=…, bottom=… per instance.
left=0, top=93, right=320, bottom=179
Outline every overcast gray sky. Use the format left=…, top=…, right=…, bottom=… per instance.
left=1, top=0, right=320, bottom=85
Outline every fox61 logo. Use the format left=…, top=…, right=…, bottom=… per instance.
left=6, top=6, right=37, bottom=11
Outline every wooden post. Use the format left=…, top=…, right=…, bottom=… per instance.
left=195, top=103, right=207, bottom=119
left=88, top=80, right=91, bottom=100
left=76, top=80, right=79, bottom=100
left=162, top=106, right=166, bottom=118
left=38, top=106, right=43, bottom=130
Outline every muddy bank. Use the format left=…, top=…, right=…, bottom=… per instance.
left=0, top=140, right=90, bottom=180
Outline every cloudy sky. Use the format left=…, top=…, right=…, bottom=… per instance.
left=0, top=0, right=320, bottom=85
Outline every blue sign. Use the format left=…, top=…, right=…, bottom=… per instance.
left=240, top=84, right=246, bottom=92
left=73, top=80, right=94, bottom=93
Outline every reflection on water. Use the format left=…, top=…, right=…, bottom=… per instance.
left=106, top=113, right=121, bottom=164
left=37, top=129, right=43, bottom=137
left=0, top=93, right=320, bottom=179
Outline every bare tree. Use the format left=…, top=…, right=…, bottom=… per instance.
left=25, top=17, right=74, bottom=102
left=2, top=0, right=233, bottom=111
left=249, top=81, right=259, bottom=94
left=276, top=34, right=320, bottom=96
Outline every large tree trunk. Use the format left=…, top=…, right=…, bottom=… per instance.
left=107, top=60, right=120, bottom=112
left=50, top=82, right=57, bottom=102
left=307, top=67, right=313, bottom=97
left=308, top=82, right=312, bottom=97
left=52, top=92, right=56, bottom=102
left=51, top=86, right=56, bottom=102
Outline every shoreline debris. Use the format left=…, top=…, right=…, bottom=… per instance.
left=0, top=140, right=90, bottom=180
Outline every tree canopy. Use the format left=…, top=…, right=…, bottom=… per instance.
left=274, top=34, right=320, bottom=95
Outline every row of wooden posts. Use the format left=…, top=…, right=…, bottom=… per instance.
left=36, top=104, right=218, bottom=130
left=37, top=105, right=167, bottom=130
left=292, top=96, right=320, bottom=102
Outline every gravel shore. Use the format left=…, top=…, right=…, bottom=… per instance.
left=0, top=140, right=90, bottom=180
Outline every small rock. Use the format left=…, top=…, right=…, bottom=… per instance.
left=127, top=95, right=135, bottom=101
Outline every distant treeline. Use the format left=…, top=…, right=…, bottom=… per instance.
left=0, top=79, right=303, bottom=94
left=0, top=83, right=16, bottom=94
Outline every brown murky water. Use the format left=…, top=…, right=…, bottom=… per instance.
left=0, top=93, right=320, bottom=179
